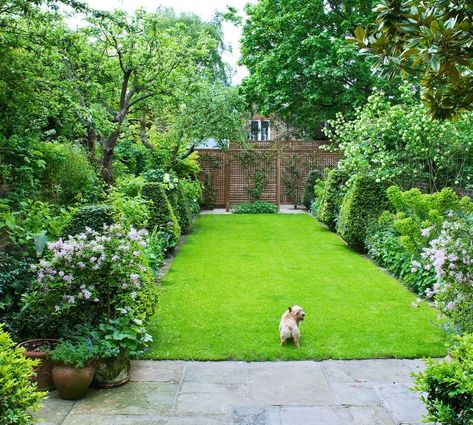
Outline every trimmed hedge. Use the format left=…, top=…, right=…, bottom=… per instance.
left=141, top=182, right=181, bottom=247
left=168, top=182, right=192, bottom=232
left=61, top=205, right=115, bottom=237
left=317, top=169, right=349, bottom=230
left=303, top=170, right=322, bottom=209
left=337, top=174, right=390, bottom=252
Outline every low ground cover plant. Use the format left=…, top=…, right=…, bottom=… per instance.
left=232, top=201, right=278, bottom=214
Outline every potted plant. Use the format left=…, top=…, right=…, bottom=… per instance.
left=49, top=340, right=97, bottom=400
left=92, top=308, right=153, bottom=388
left=17, top=338, right=59, bottom=391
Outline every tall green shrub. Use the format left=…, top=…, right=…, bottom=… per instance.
left=0, top=325, right=46, bottom=425
left=40, top=142, right=101, bottom=205
left=317, top=169, right=349, bottom=230
left=61, top=205, right=115, bottom=237
left=303, top=170, right=322, bottom=209
left=337, top=175, right=389, bottom=252
left=168, top=182, right=192, bottom=232
left=180, top=179, right=203, bottom=216
left=141, top=182, right=181, bottom=247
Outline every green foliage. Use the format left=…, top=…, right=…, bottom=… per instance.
left=143, top=231, right=166, bottom=278
left=0, top=325, right=46, bottom=425
left=168, top=182, right=192, bottom=232
left=325, top=87, right=473, bottom=191
left=366, top=216, right=436, bottom=295
left=0, top=136, right=44, bottom=204
left=141, top=182, right=181, bottom=247
left=39, top=142, right=101, bottom=205
left=351, top=1, right=473, bottom=119
left=240, top=0, right=396, bottom=135
left=0, top=254, right=35, bottom=330
left=107, top=186, right=151, bottom=230
left=0, top=200, right=71, bottom=256
left=173, top=152, right=201, bottom=180
left=337, top=175, right=389, bottom=252
left=232, top=201, right=278, bottom=214
left=303, top=170, right=322, bottom=209
left=96, top=308, right=153, bottom=357
left=180, top=179, right=202, bottom=216
left=49, top=339, right=97, bottom=368
left=317, top=169, right=349, bottom=230
left=61, top=205, right=115, bottom=237
left=114, top=139, right=150, bottom=176
left=413, top=334, right=473, bottom=425
left=365, top=187, right=472, bottom=296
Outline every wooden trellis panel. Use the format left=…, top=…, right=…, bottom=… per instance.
left=198, top=141, right=341, bottom=209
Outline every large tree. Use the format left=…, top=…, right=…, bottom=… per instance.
left=84, top=9, right=230, bottom=183
left=349, top=0, right=473, bottom=120
left=239, top=0, right=393, bottom=137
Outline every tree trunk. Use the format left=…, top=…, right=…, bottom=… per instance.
left=101, top=128, right=121, bottom=185
left=86, top=125, right=96, bottom=153
left=140, top=110, right=153, bottom=150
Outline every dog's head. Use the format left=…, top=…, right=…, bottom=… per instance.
left=288, top=305, right=305, bottom=321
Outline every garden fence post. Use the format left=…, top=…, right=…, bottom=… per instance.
left=276, top=148, right=281, bottom=208
left=225, top=152, right=230, bottom=211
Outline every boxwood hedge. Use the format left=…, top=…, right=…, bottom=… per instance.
left=337, top=174, right=389, bottom=252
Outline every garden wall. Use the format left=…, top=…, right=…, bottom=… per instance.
left=197, top=141, right=340, bottom=209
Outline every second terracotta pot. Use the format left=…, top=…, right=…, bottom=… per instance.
left=52, top=364, right=95, bottom=400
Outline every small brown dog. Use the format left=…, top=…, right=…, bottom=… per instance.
left=279, top=305, right=305, bottom=348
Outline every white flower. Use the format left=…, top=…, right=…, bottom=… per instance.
left=163, top=173, right=170, bottom=183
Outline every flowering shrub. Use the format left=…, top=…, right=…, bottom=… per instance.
left=366, top=187, right=472, bottom=295
left=32, top=225, right=158, bottom=330
left=324, top=85, right=473, bottom=191
left=420, top=214, right=473, bottom=333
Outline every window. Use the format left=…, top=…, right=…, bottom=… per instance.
left=249, top=120, right=271, bottom=141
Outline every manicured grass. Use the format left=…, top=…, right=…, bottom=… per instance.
left=145, top=214, right=446, bottom=360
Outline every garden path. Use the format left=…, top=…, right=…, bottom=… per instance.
left=37, top=358, right=433, bottom=425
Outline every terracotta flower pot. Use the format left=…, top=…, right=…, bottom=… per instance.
left=52, top=364, right=95, bottom=400
left=17, top=339, right=59, bottom=391
left=92, top=354, right=130, bottom=388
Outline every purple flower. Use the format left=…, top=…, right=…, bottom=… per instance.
left=133, top=251, right=140, bottom=257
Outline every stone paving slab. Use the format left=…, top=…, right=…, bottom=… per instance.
left=36, top=359, right=433, bottom=425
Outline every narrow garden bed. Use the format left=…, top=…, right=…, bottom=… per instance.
left=145, top=214, right=446, bottom=360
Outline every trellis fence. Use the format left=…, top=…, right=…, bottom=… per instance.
left=197, top=140, right=341, bottom=210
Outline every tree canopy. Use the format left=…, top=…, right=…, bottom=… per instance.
left=0, top=3, right=247, bottom=189
left=349, top=0, right=473, bottom=120
left=239, top=0, right=396, bottom=137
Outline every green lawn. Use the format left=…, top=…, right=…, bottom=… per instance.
left=145, top=214, right=446, bottom=360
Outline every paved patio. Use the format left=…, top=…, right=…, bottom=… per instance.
left=36, top=359, right=432, bottom=425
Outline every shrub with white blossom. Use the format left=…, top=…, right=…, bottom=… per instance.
left=420, top=213, right=473, bottom=333
left=32, top=225, right=158, bottom=326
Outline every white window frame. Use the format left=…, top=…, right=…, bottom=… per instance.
left=249, top=120, right=271, bottom=141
